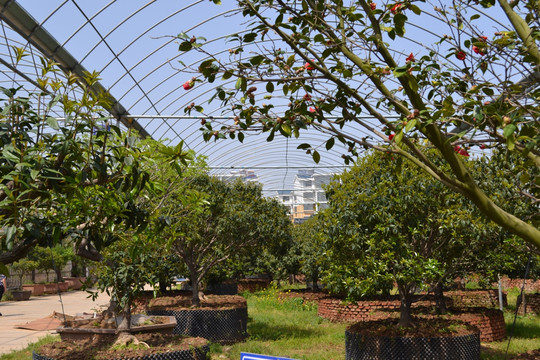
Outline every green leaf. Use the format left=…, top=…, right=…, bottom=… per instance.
left=404, top=119, right=416, bottom=132
left=312, top=150, right=320, bottom=164
left=410, top=5, right=421, bottom=15
left=30, top=169, right=39, bottom=180
left=235, top=77, right=246, bottom=91
left=503, top=124, right=516, bottom=138
left=314, top=34, right=325, bottom=43
left=2, top=145, right=20, bottom=162
left=243, top=33, right=257, bottom=43
left=5, top=225, right=16, bottom=250
left=46, top=116, right=60, bottom=130
left=178, top=41, right=192, bottom=51
left=393, top=66, right=408, bottom=78
left=286, top=54, right=295, bottom=67
left=473, top=105, right=484, bottom=121
left=506, top=134, right=515, bottom=150
left=281, top=123, right=292, bottom=136
left=394, top=131, right=404, bottom=144
left=266, top=82, right=274, bottom=93
left=326, top=137, right=335, bottom=150
left=393, top=14, right=407, bottom=37
left=249, top=55, right=265, bottom=66
left=520, top=173, right=530, bottom=183
left=0, top=263, right=9, bottom=276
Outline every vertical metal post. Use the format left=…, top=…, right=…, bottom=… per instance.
left=498, top=274, right=504, bottom=311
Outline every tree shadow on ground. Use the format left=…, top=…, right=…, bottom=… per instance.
left=505, top=317, right=540, bottom=339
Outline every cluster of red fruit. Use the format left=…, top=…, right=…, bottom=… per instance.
left=456, top=35, right=488, bottom=60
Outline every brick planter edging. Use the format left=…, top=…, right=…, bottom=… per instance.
left=318, top=298, right=506, bottom=342
left=237, top=279, right=270, bottom=293
left=518, top=293, right=540, bottom=315
left=318, top=298, right=400, bottom=323
left=446, top=290, right=507, bottom=309
left=429, top=308, right=506, bottom=342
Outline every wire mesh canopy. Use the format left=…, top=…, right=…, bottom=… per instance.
left=0, top=0, right=532, bottom=195
left=0, top=0, right=356, bottom=196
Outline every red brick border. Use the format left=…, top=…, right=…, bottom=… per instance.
left=518, top=293, right=540, bottom=315
left=237, top=279, right=270, bottom=293
left=317, top=298, right=506, bottom=342
left=446, top=290, right=506, bottom=308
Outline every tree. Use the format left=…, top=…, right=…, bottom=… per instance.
left=290, top=215, right=328, bottom=290
left=180, top=0, right=540, bottom=250
left=9, top=258, right=37, bottom=289
left=321, top=149, right=516, bottom=326
left=92, top=236, right=158, bottom=332
left=0, top=53, right=151, bottom=272
left=155, top=172, right=291, bottom=306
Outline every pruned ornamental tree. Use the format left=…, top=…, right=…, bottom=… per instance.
left=0, top=53, right=151, bottom=273
left=322, top=149, right=526, bottom=327
left=179, top=0, right=540, bottom=250
left=153, top=165, right=291, bottom=306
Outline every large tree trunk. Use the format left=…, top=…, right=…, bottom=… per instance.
left=434, top=281, right=448, bottom=315
left=397, top=283, right=413, bottom=328
left=117, top=302, right=132, bottom=332
left=311, top=270, right=319, bottom=291
left=188, top=266, right=201, bottom=307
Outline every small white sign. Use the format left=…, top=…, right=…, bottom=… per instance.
left=240, top=352, right=299, bottom=360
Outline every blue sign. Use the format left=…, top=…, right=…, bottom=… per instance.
left=240, top=353, right=299, bottom=360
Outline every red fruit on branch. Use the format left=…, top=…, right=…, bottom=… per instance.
left=390, top=3, right=402, bottom=14
left=303, top=93, right=312, bottom=101
left=472, top=45, right=484, bottom=56
left=405, top=52, right=415, bottom=63
left=370, top=2, right=376, bottom=10
left=183, top=79, right=194, bottom=90
left=454, top=145, right=470, bottom=157
left=304, top=61, right=315, bottom=71
left=388, top=133, right=395, bottom=141
left=456, top=50, right=466, bottom=60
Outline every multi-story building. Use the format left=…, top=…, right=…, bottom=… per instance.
left=275, top=169, right=335, bottom=223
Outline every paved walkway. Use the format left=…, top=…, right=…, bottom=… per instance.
left=0, top=290, right=110, bottom=355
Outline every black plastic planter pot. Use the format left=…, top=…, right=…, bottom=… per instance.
left=345, top=328, right=480, bottom=360
left=206, top=281, right=238, bottom=295
left=147, top=307, right=248, bottom=344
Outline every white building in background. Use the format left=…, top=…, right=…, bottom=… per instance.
left=275, top=169, right=335, bottom=223
left=215, top=169, right=259, bottom=183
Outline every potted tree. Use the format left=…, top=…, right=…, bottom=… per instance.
left=141, top=148, right=291, bottom=344
left=9, top=259, right=35, bottom=300
left=320, top=150, right=495, bottom=358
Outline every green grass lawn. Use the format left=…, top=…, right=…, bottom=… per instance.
left=2, top=287, right=539, bottom=360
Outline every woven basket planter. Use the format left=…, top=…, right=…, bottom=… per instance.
left=147, top=307, right=248, bottom=345
left=346, top=320, right=480, bottom=360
